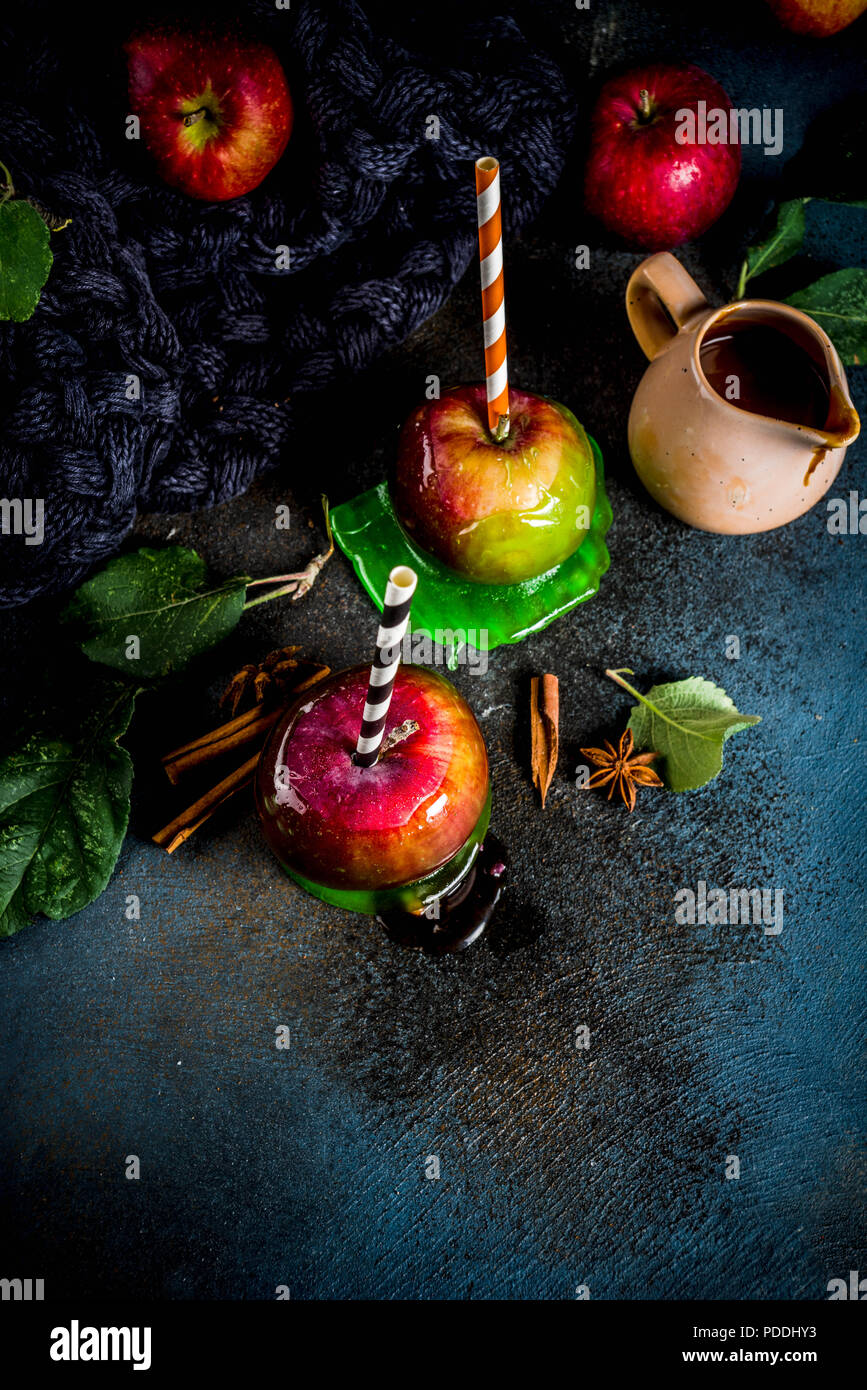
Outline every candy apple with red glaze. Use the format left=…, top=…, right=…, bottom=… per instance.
left=584, top=64, right=741, bottom=250
left=392, top=384, right=596, bottom=585
left=256, top=665, right=490, bottom=900
left=126, top=29, right=293, bottom=201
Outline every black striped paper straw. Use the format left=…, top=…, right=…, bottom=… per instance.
left=354, top=565, right=419, bottom=768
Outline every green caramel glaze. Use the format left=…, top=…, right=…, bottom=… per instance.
left=332, top=435, right=612, bottom=661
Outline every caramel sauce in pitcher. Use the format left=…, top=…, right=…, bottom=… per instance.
left=626, top=253, right=861, bottom=530
left=699, top=321, right=830, bottom=428
left=697, top=319, right=859, bottom=486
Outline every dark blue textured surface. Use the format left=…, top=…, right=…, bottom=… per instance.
left=0, top=0, right=865, bottom=1300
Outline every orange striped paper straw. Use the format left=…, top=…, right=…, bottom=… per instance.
left=475, top=156, right=509, bottom=439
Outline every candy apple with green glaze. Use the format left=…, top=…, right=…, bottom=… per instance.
left=391, top=384, right=596, bottom=585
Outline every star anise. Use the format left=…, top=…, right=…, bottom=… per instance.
left=220, top=646, right=329, bottom=716
left=580, top=728, right=663, bottom=812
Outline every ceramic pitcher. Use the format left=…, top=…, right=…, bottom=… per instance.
left=625, top=253, right=860, bottom=534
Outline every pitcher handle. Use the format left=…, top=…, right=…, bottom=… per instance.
left=626, top=253, right=710, bottom=361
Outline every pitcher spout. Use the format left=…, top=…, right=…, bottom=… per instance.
left=823, top=381, right=860, bottom=449
left=801, top=382, right=860, bottom=486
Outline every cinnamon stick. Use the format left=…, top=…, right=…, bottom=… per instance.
left=154, top=665, right=332, bottom=852
left=530, top=674, right=559, bottom=808
left=161, top=666, right=330, bottom=783
left=162, top=705, right=280, bottom=784
left=153, top=754, right=260, bottom=854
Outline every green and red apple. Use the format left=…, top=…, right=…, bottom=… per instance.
left=392, top=385, right=596, bottom=585
left=126, top=29, right=293, bottom=201
left=764, top=0, right=867, bottom=34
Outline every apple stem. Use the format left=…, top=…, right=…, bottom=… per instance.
left=637, top=89, right=653, bottom=122
left=351, top=718, right=420, bottom=768
left=376, top=719, right=420, bottom=760
left=494, top=413, right=511, bottom=443
left=182, top=107, right=210, bottom=128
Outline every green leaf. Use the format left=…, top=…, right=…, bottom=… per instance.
left=64, top=547, right=248, bottom=679
left=737, top=198, right=808, bottom=298
left=608, top=671, right=760, bottom=793
left=785, top=268, right=867, bottom=367
left=0, top=199, right=53, bottom=321
left=0, top=679, right=135, bottom=936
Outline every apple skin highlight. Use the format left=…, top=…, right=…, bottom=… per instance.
left=392, top=385, right=596, bottom=586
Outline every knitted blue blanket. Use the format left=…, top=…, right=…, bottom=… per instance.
left=0, top=0, right=574, bottom=605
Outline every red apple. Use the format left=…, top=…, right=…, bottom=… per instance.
left=584, top=64, right=741, bottom=250
left=392, top=385, right=596, bottom=585
left=126, top=29, right=293, bottom=201
left=256, top=665, right=490, bottom=896
left=764, top=0, right=867, bottom=33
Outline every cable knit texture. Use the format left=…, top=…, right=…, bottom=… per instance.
left=0, top=1, right=574, bottom=606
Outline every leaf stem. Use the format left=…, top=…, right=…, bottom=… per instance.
left=604, top=667, right=738, bottom=743
left=243, top=582, right=300, bottom=610
left=242, top=496, right=332, bottom=611
left=0, top=157, right=14, bottom=205
left=604, top=667, right=636, bottom=688
left=246, top=575, right=299, bottom=589
left=735, top=259, right=748, bottom=300
left=605, top=667, right=680, bottom=730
